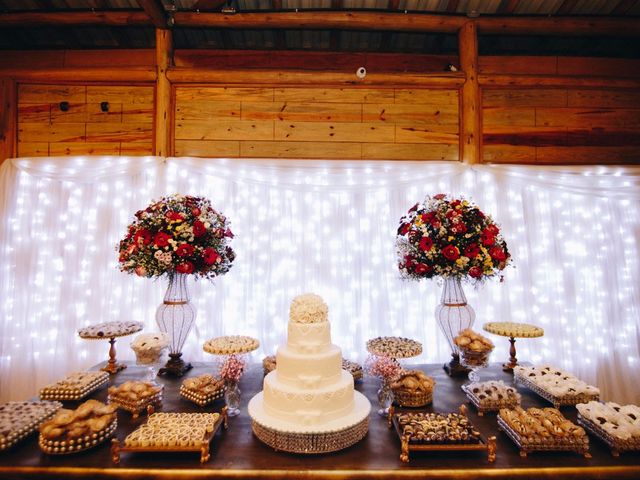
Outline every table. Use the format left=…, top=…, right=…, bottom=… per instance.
left=1, top=363, right=639, bottom=479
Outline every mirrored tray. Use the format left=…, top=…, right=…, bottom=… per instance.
left=0, top=401, right=62, bottom=451
left=461, top=383, right=521, bottom=416
left=514, top=371, right=599, bottom=408
left=577, top=413, right=640, bottom=457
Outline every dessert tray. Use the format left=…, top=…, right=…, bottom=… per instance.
left=78, top=321, right=144, bottom=374
left=497, top=406, right=590, bottom=458
left=111, top=410, right=228, bottom=464
left=366, top=336, right=422, bottom=359
left=203, top=335, right=260, bottom=355
left=108, top=381, right=163, bottom=420
left=39, top=371, right=109, bottom=401
left=462, top=380, right=521, bottom=416
left=0, top=401, right=62, bottom=451
left=388, top=405, right=496, bottom=463
left=514, top=366, right=600, bottom=408
left=180, top=374, right=226, bottom=407
left=39, top=400, right=117, bottom=455
left=576, top=401, right=640, bottom=457
left=483, top=322, right=544, bottom=371
left=391, top=370, right=434, bottom=408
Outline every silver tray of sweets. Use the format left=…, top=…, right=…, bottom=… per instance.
left=577, top=414, right=640, bottom=457
left=0, top=401, right=62, bottom=452
left=462, top=381, right=521, bottom=416
left=39, top=371, right=109, bottom=401
left=514, top=370, right=599, bottom=409
left=497, top=408, right=590, bottom=458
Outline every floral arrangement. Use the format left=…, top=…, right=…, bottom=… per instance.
left=365, top=355, right=403, bottom=380
left=219, top=354, right=245, bottom=384
left=396, top=194, right=510, bottom=282
left=117, top=194, right=235, bottom=280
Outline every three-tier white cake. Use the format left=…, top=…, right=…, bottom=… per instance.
left=248, top=293, right=370, bottom=453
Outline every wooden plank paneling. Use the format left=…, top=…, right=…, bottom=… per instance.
left=558, top=57, right=640, bottom=78
left=18, top=83, right=154, bottom=158
left=536, top=108, right=640, bottom=127
left=396, top=124, right=459, bottom=144
left=274, top=122, right=395, bottom=143
left=274, top=88, right=394, bottom=104
left=567, top=90, right=640, bottom=108
left=176, top=101, right=241, bottom=121
left=483, top=89, right=567, bottom=108
left=241, top=141, right=363, bottom=159
left=394, top=89, right=459, bottom=106
left=175, top=140, right=240, bottom=157
left=363, top=103, right=458, bottom=125
left=483, top=145, right=536, bottom=163
left=65, top=50, right=155, bottom=68
left=241, top=102, right=362, bottom=122
left=483, top=126, right=568, bottom=146
left=175, top=87, right=274, bottom=102
left=479, top=56, right=557, bottom=75
left=483, top=107, right=536, bottom=126
left=362, top=143, right=458, bottom=160
left=536, top=146, right=639, bottom=164
left=175, top=120, right=274, bottom=141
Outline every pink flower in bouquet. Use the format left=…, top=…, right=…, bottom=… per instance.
left=365, top=355, right=402, bottom=380
left=220, top=355, right=245, bottom=383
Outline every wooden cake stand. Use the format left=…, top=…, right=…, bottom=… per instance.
left=78, top=321, right=143, bottom=374
left=482, top=322, right=543, bottom=372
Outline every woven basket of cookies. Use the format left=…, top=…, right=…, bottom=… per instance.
left=391, top=370, right=435, bottom=408
left=38, top=400, right=117, bottom=455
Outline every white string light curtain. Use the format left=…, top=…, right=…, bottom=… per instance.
left=0, top=157, right=639, bottom=404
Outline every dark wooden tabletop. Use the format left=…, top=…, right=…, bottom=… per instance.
left=1, top=361, right=639, bottom=479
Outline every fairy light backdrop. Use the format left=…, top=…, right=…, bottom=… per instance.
left=0, top=157, right=638, bottom=403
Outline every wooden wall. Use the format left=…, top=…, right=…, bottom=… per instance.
left=17, top=84, right=154, bottom=157
left=174, top=87, right=459, bottom=160
left=1, top=49, right=640, bottom=165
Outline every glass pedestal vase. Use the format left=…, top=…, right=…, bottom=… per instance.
left=156, top=273, right=195, bottom=377
left=435, top=276, right=475, bottom=377
left=377, top=378, right=394, bottom=416
left=224, top=380, right=241, bottom=417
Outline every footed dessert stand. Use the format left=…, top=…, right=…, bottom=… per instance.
left=482, top=322, right=543, bottom=372
left=78, top=321, right=143, bottom=374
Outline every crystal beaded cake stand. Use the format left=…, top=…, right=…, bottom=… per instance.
left=78, top=321, right=143, bottom=374
left=483, top=322, right=544, bottom=372
left=248, top=392, right=371, bottom=454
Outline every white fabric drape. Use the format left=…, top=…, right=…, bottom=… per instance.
left=1, top=157, right=639, bottom=404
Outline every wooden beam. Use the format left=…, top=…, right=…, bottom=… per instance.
left=155, top=28, right=173, bottom=157
left=479, top=73, right=640, bottom=89
left=475, top=16, right=640, bottom=36
left=0, top=78, right=17, bottom=162
left=458, top=21, right=480, bottom=165
left=0, top=67, right=156, bottom=82
left=167, top=68, right=465, bottom=87
left=497, top=0, right=519, bottom=14
left=0, top=11, right=151, bottom=27
left=138, top=0, right=169, bottom=29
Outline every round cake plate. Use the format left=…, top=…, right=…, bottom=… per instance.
left=248, top=391, right=370, bottom=454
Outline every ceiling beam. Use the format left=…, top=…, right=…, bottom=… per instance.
left=137, top=0, right=169, bottom=29
left=0, top=11, right=151, bottom=27
left=1, top=11, right=639, bottom=37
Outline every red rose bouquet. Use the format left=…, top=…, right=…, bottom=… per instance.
left=396, top=194, right=510, bottom=282
left=118, top=194, right=235, bottom=280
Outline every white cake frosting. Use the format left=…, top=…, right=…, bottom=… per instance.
left=249, top=294, right=370, bottom=434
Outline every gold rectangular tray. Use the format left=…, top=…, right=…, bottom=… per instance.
left=179, top=384, right=225, bottom=407
left=39, top=372, right=109, bottom=401
left=497, top=414, right=590, bottom=458
left=111, top=407, right=228, bottom=464
left=0, top=401, right=62, bottom=451
left=387, top=405, right=496, bottom=463
left=461, top=384, right=520, bottom=416
left=577, top=413, right=640, bottom=457
left=514, top=372, right=599, bottom=408
left=108, top=388, right=163, bottom=420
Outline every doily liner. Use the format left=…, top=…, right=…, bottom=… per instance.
left=249, top=392, right=370, bottom=454
left=0, top=401, right=62, bottom=451
left=39, top=372, right=109, bottom=401
left=39, top=417, right=117, bottom=455
left=366, top=336, right=422, bottom=359
left=483, top=322, right=544, bottom=339
left=461, top=383, right=521, bottom=416
left=577, top=414, right=640, bottom=457
left=497, top=414, right=590, bottom=458
left=203, top=335, right=260, bottom=355
left=179, top=384, right=226, bottom=407
left=78, top=321, right=143, bottom=339
left=514, top=371, right=599, bottom=409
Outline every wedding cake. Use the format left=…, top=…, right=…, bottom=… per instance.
left=248, top=293, right=370, bottom=453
